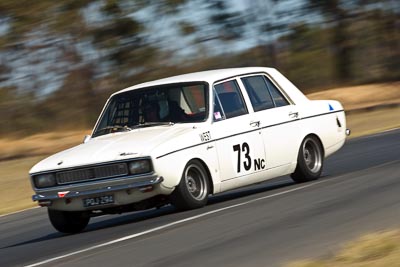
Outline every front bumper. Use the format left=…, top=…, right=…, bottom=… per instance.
left=32, top=175, right=164, bottom=204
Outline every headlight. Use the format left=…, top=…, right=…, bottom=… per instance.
left=34, top=173, right=56, bottom=188
left=128, top=160, right=152, bottom=175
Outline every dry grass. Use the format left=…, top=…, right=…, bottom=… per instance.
left=0, top=131, right=89, bottom=215
left=287, top=230, right=400, bottom=267
left=1, top=86, right=400, bottom=267
left=307, top=82, right=400, bottom=138
left=0, top=83, right=398, bottom=162
left=0, top=156, right=45, bottom=215
left=307, top=82, right=400, bottom=111
left=0, top=83, right=398, bottom=215
left=0, top=130, right=90, bottom=161
left=346, top=106, right=400, bottom=138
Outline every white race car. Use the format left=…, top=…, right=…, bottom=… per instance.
left=29, top=67, right=349, bottom=233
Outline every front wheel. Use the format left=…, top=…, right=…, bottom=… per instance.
left=291, top=135, right=324, bottom=183
left=48, top=209, right=90, bottom=234
left=170, top=160, right=210, bottom=210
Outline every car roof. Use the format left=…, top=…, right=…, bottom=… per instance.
left=114, top=67, right=275, bottom=95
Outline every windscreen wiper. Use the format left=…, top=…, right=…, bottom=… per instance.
left=96, top=125, right=132, bottom=134
left=132, top=122, right=174, bottom=128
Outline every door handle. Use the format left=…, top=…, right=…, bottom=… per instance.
left=250, top=121, right=260, bottom=127
left=289, top=111, right=299, bottom=118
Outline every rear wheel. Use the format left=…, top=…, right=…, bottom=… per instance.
left=291, top=135, right=324, bottom=183
left=170, top=160, right=210, bottom=210
left=48, top=209, right=90, bottom=234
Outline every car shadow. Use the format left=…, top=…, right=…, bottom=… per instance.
left=2, top=175, right=322, bottom=249
left=84, top=176, right=300, bottom=232
left=208, top=176, right=295, bottom=205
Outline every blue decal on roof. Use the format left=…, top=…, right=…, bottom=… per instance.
left=328, top=104, right=334, bottom=111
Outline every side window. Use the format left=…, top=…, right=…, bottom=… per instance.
left=264, top=78, right=289, bottom=107
left=214, top=80, right=248, bottom=119
left=241, top=76, right=274, bottom=111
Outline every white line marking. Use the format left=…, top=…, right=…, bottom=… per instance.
left=25, top=181, right=325, bottom=267
left=355, top=127, right=400, bottom=140
left=0, top=206, right=40, bottom=218
left=380, top=127, right=400, bottom=134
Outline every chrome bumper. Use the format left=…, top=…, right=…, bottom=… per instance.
left=32, top=175, right=163, bottom=202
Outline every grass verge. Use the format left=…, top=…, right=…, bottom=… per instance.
left=307, top=82, right=400, bottom=111
left=0, top=83, right=398, bottom=215
left=0, top=130, right=90, bottom=161
left=346, top=106, right=400, bottom=138
left=0, top=156, right=45, bottom=215
left=0, top=107, right=397, bottom=215
left=287, top=230, right=400, bottom=267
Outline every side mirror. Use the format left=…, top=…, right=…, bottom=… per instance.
left=82, top=135, right=91, bottom=143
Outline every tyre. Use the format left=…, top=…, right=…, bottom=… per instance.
left=291, top=135, right=324, bottom=183
left=170, top=160, right=210, bottom=210
left=48, top=209, right=90, bottom=234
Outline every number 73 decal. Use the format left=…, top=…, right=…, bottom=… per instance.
left=233, top=142, right=265, bottom=173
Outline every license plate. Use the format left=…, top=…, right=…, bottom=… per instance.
left=83, top=195, right=114, bottom=207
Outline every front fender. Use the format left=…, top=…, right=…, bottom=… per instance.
left=152, top=141, right=221, bottom=194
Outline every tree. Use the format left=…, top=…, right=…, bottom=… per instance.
left=306, top=0, right=354, bottom=83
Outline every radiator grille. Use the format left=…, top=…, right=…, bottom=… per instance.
left=56, top=163, right=128, bottom=185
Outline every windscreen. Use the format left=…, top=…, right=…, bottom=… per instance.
left=93, top=83, right=208, bottom=137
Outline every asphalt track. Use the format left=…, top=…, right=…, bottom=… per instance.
left=1, top=129, right=399, bottom=267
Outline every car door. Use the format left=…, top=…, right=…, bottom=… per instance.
left=239, top=74, right=301, bottom=170
left=211, top=79, right=266, bottom=184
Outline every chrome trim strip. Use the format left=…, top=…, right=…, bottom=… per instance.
left=32, top=176, right=163, bottom=202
